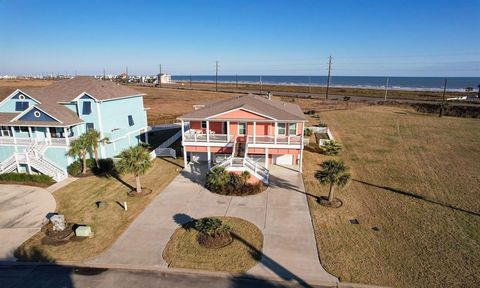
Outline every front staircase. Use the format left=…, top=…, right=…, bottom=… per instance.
left=214, top=155, right=269, bottom=184
left=0, top=140, right=68, bottom=182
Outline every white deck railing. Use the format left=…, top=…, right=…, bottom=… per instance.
left=0, top=136, right=77, bottom=146
left=247, top=135, right=302, bottom=145
left=183, top=132, right=230, bottom=143
left=212, top=156, right=269, bottom=184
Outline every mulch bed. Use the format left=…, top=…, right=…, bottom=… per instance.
left=317, top=196, right=343, bottom=208
left=127, top=187, right=153, bottom=197
left=198, top=232, right=233, bottom=249
left=41, top=223, right=75, bottom=246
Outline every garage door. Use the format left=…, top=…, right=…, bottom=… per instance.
left=191, top=152, right=208, bottom=163
left=274, top=154, right=293, bottom=165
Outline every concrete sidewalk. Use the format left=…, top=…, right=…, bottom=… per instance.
left=89, top=164, right=338, bottom=286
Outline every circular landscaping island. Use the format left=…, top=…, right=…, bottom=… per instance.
left=163, top=216, right=263, bottom=273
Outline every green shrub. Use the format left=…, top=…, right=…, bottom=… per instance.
left=0, top=173, right=53, bottom=184
left=304, top=128, right=313, bottom=137
left=67, top=159, right=96, bottom=176
left=320, top=140, right=343, bottom=155
left=195, top=217, right=231, bottom=236
left=206, top=167, right=263, bottom=196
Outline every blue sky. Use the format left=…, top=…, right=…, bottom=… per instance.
left=0, top=0, right=479, bottom=76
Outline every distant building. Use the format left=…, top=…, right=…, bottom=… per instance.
left=154, top=73, right=171, bottom=85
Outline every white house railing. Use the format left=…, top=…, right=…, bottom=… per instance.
left=183, top=132, right=230, bottom=143
left=246, top=135, right=302, bottom=145
left=0, top=136, right=77, bottom=146
left=212, top=156, right=269, bottom=184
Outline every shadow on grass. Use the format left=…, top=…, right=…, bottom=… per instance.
left=91, top=159, right=135, bottom=191
left=157, top=156, right=184, bottom=169
left=172, top=213, right=315, bottom=288
left=353, top=179, right=480, bottom=217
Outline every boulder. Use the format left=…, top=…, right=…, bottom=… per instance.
left=50, top=214, right=66, bottom=231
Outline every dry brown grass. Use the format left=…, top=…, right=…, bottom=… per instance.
left=302, top=105, right=480, bottom=287
left=15, top=158, right=183, bottom=262
left=163, top=216, right=263, bottom=273
left=136, top=86, right=236, bottom=125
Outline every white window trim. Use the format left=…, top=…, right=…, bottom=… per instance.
left=288, top=123, right=297, bottom=135
left=238, top=122, right=247, bottom=135
left=277, top=123, right=286, bottom=135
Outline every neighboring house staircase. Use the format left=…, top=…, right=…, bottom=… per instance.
left=0, top=140, right=68, bottom=182
left=150, top=126, right=186, bottom=160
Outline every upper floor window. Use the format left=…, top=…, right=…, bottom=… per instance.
left=128, top=115, right=135, bottom=126
left=15, top=101, right=29, bottom=111
left=0, top=126, right=11, bottom=137
left=82, top=101, right=92, bottom=115
left=201, top=121, right=207, bottom=129
left=288, top=123, right=297, bottom=135
left=238, top=122, right=246, bottom=135
left=86, top=123, right=94, bottom=131
left=277, top=123, right=286, bottom=135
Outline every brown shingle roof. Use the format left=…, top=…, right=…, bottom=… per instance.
left=22, top=76, right=144, bottom=102
left=1, top=77, right=144, bottom=127
left=178, top=94, right=306, bottom=121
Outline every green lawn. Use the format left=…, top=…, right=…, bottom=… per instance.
left=303, top=105, right=480, bottom=287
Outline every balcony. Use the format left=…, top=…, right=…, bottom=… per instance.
left=0, top=136, right=77, bottom=146
left=247, top=135, right=302, bottom=145
left=183, top=131, right=231, bottom=143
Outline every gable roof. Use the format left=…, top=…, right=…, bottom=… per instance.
left=178, top=94, right=306, bottom=121
left=0, top=77, right=144, bottom=127
left=22, top=76, right=144, bottom=102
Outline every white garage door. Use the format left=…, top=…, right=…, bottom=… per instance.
left=191, top=152, right=208, bottom=162
left=274, top=154, right=293, bottom=165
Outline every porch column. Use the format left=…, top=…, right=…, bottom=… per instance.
left=265, top=148, right=269, bottom=169
left=144, top=128, right=149, bottom=144
left=64, top=127, right=70, bottom=146
left=253, top=121, right=256, bottom=144
left=183, top=147, right=188, bottom=169
left=181, top=120, right=185, bottom=141
left=26, top=153, right=32, bottom=174
left=10, top=127, right=16, bottom=144
left=226, top=120, right=230, bottom=140
left=47, top=127, right=52, bottom=144
left=28, top=127, right=34, bottom=143
left=206, top=121, right=210, bottom=142
left=274, top=122, right=278, bottom=144
left=299, top=122, right=304, bottom=172
left=207, top=146, right=211, bottom=169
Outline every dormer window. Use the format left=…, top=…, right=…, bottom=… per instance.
left=82, top=101, right=92, bottom=115
left=15, top=101, right=29, bottom=111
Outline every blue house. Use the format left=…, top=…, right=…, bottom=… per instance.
left=0, top=76, right=149, bottom=181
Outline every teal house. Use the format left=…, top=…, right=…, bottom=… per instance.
left=0, top=76, right=149, bottom=181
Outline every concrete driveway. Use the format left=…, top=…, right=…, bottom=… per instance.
left=90, top=164, right=338, bottom=286
left=0, top=185, right=56, bottom=261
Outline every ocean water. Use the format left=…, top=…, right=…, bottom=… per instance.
left=171, top=75, right=480, bottom=92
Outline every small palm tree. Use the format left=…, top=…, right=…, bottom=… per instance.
left=84, top=129, right=101, bottom=167
left=320, top=140, right=342, bottom=155
left=315, top=160, right=350, bottom=203
left=206, top=166, right=230, bottom=191
left=117, top=145, right=152, bottom=194
left=68, top=136, right=89, bottom=174
left=240, top=170, right=251, bottom=186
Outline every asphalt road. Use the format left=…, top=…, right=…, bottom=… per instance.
left=0, top=264, right=333, bottom=288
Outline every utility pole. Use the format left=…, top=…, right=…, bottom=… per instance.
left=215, top=61, right=219, bottom=92
left=189, top=74, right=192, bottom=89
left=103, top=68, right=106, bottom=80
left=260, top=75, right=263, bottom=94
left=384, top=77, right=389, bottom=101
left=126, top=66, right=128, bottom=77
left=439, top=78, right=447, bottom=117
left=325, top=56, right=332, bottom=100
left=158, top=64, right=162, bottom=88
left=235, top=74, right=238, bottom=89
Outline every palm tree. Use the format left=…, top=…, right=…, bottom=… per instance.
left=241, top=170, right=251, bottom=186
left=68, top=136, right=89, bottom=174
left=117, top=145, right=152, bottom=194
left=315, top=160, right=350, bottom=203
left=84, top=129, right=101, bottom=167
left=206, top=166, right=230, bottom=191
